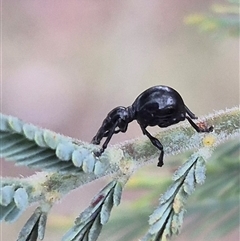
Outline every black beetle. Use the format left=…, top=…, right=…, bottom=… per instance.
left=91, top=85, right=213, bottom=167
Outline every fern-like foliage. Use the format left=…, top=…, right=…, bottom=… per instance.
left=98, top=139, right=239, bottom=241
left=62, top=180, right=124, bottom=241
left=0, top=107, right=239, bottom=241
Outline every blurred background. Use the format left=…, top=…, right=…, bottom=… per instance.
left=1, top=1, right=239, bottom=241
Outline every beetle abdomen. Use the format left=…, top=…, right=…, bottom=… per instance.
left=133, top=86, right=185, bottom=127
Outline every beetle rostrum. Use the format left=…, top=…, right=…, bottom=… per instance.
left=91, top=85, right=213, bottom=167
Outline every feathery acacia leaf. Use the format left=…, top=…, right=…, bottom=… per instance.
left=17, top=207, right=48, bottom=241
left=62, top=180, right=124, bottom=241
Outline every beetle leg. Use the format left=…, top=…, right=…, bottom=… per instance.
left=102, top=129, right=120, bottom=138
left=102, top=125, right=127, bottom=138
left=92, top=123, right=122, bottom=145
left=185, top=106, right=213, bottom=132
left=94, top=121, right=119, bottom=157
left=91, top=134, right=101, bottom=145
left=186, top=116, right=213, bottom=132
left=185, top=105, right=198, bottom=119
left=140, top=125, right=164, bottom=167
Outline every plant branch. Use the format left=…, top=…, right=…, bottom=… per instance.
left=0, top=106, right=239, bottom=240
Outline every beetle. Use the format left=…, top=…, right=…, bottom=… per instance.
left=91, top=85, right=213, bottom=167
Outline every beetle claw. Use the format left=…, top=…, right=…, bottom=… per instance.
left=157, top=160, right=164, bottom=167
left=93, top=148, right=104, bottom=158
left=157, top=151, right=164, bottom=167
left=208, top=125, right=214, bottom=132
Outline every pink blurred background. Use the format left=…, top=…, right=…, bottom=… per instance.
left=1, top=1, right=239, bottom=240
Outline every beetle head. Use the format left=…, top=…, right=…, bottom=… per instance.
left=91, top=106, right=133, bottom=145
left=107, top=106, right=133, bottom=130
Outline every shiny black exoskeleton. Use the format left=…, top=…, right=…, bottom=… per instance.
left=91, top=85, right=213, bottom=167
